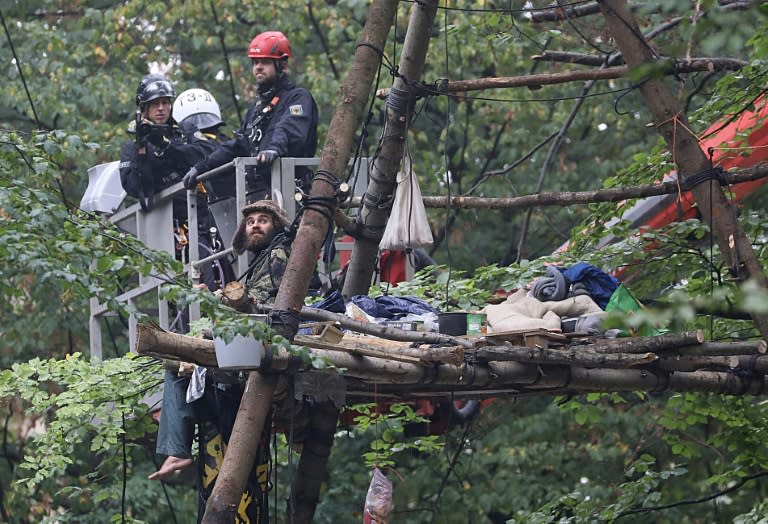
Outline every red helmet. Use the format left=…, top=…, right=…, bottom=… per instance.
left=248, top=31, right=291, bottom=60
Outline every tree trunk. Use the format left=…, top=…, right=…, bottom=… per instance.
left=272, top=2, right=400, bottom=321
left=287, top=401, right=340, bottom=522
left=201, top=373, right=277, bottom=524
left=342, top=0, right=439, bottom=297
left=597, top=0, right=768, bottom=340
left=254, top=1, right=399, bottom=522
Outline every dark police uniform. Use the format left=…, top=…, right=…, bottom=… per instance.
left=119, top=121, right=229, bottom=288
left=192, top=74, right=318, bottom=200
left=119, top=121, right=217, bottom=214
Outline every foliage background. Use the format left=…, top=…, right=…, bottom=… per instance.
left=1, top=0, right=768, bottom=522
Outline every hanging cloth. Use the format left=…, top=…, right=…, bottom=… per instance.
left=379, top=154, right=433, bottom=250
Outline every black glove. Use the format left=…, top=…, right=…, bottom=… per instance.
left=183, top=166, right=199, bottom=189
left=136, top=120, right=153, bottom=141
left=146, top=126, right=171, bottom=148
left=256, top=149, right=279, bottom=167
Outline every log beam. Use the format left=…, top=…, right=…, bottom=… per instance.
left=472, top=344, right=657, bottom=368
left=136, top=324, right=768, bottom=397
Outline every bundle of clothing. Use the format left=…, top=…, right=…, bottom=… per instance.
left=484, top=262, right=620, bottom=334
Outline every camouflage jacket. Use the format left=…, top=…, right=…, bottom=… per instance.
left=244, top=234, right=291, bottom=305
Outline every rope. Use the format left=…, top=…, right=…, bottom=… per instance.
left=680, top=166, right=727, bottom=191
left=268, top=308, right=301, bottom=337
left=361, top=190, right=394, bottom=209
left=386, top=86, right=411, bottom=114
left=732, top=355, right=767, bottom=395
left=294, top=168, right=340, bottom=224
left=650, top=370, right=670, bottom=394
left=312, top=168, right=341, bottom=190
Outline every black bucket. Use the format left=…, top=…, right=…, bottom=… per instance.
left=438, top=312, right=468, bottom=336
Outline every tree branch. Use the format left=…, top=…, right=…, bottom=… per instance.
left=306, top=1, right=340, bottom=81
left=525, top=0, right=752, bottom=23
left=395, top=163, right=768, bottom=211
left=430, top=59, right=746, bottom=95
left=375, top=58, right=746, bottom=99
left=517, top=73, right=596, bottom=262
left=615, top=470, right=768, bottom=519
left=533, top=52, right=745, bottom=70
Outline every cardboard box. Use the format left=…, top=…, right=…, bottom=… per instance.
left=384, top=320, right=423, bottom=332
left=466, top=313, right=487, bottom=335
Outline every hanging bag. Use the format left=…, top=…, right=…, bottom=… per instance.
left=379, top=154, right=433, bottom=250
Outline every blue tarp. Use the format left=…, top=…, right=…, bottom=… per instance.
left=558, top=262, right=619, bottom=310
left=351, top=295, right=439, bottom=320
left=311, top=290, right=346, bottom=313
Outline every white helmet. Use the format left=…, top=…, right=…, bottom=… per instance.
left=172, top=88, right=224, bottom=133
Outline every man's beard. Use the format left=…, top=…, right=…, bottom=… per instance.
left=245, top=228, right=277, bottom=253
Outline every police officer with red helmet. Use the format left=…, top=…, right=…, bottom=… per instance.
left=183, top=31, right=319, bottom=199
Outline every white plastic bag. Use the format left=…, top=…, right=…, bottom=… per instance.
left=185, top=365, right=206, bottom=403
left=379, top=154, right=433, bottom=250
left=363, top=467, right=393, bottom=524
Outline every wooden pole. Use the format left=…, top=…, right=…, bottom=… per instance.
left=261, top=2, right=399, bottom=522
left=201, top=373, right=277, bottom=524
left=582, top=330, right=704, bottom=354
left=676, top=340, right=767, bottom=356
left=342, top=0, right=439, bottom=297
left=330, top=164, right=768, bottom=212
left=472, top=344, right=657, bottom=368
left=375, top=58, right=746, bottom=98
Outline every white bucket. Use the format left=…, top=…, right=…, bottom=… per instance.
left=214, top=335, right=265, bottom=370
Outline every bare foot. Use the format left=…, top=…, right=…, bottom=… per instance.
left=148, top=456, right=194, bottom=481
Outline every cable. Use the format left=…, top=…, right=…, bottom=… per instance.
left=121, top=411, right=127, bottom=524
left=0, top=9, right=42, bottom=129
left=555, top=0, right=612, bottom=55
left=198, top=242, right=227, bottom=288
left=601, top=1, right=659, bottom=59
left=209, top=1, right=242, bottom=122
left=146, top=448, right=180, bottom=524
left=615, top=470, right=768, bottom=519
left=440, top=0, right=454, bottom=308
left=404, top=0, right=593, bottom=15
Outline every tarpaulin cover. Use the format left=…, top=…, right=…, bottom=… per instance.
left=351, top=295, right=439, bottom=320
left=605, top=283, right=663, bottom=337
left=311, top=290, right=347, bottom=313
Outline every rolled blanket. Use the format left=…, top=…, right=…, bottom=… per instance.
left=532, top=265, right=568, bottom=302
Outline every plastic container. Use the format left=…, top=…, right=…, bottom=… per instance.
left=438, top=312, right=468, bottom=336
left=214, top=335, right=265, bottom=369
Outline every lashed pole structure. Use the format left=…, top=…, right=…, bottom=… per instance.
left=137, top=325, right=768, bottom=400
left=200, top=1, right=398, bottom=522
left=597, top=0, right=768, bottom=341
left=341, top=0, right=440, bottom=297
